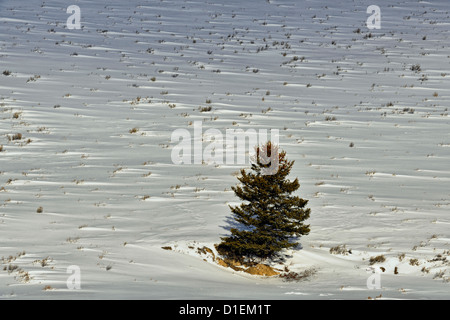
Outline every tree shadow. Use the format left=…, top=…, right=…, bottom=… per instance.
left=218, top=215, right=306, bottom=264
left=218, top=215, right=255, bottom=237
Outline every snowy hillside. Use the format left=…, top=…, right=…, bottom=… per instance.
left=0, top=0, right=449, bottom=299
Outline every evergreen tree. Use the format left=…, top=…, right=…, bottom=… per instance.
left=217, top=141, right=311, bottom=262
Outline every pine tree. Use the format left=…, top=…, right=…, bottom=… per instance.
left=217, top=141, right=311, bottom=262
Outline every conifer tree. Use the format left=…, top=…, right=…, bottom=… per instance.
left=217, top=141, right=311, bottom=262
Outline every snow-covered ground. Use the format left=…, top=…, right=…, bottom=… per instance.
left=1, top=0, right=449, bottom=299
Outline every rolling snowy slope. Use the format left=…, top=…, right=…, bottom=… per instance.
left=0, top=0, right=449, bottom=299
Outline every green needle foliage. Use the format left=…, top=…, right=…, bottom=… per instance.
left=217, top=141, right=311, bottom=262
